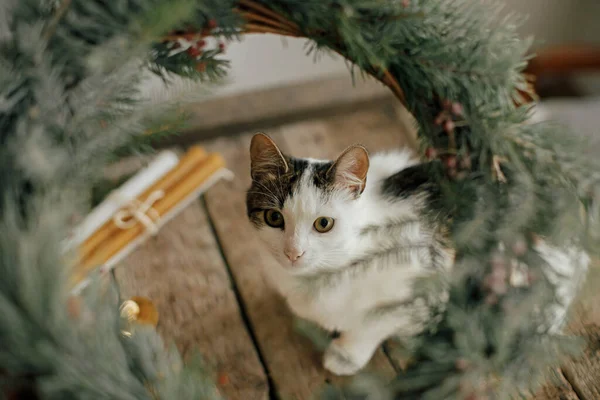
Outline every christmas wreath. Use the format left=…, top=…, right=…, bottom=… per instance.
left=1, top=0, right=598, bottom=399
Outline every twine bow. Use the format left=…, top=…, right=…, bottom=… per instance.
left=112, top=190, right=165, bottom=236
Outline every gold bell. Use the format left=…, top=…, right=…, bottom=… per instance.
left=119, top=296, right=159, bottom=337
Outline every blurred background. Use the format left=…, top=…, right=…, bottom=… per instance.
left=144, top=0, right=600, bottom=146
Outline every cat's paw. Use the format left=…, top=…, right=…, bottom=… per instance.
left=323, top=341, right=362, bottom=376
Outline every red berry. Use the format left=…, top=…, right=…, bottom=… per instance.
left=445, top=155, right=457, bottom=169
left=196, top=39, right=206, bottom=48
left=443, top=119, right=455, bottom=133
left=425, top=147, right=437, bottom=160
left=218, top=42, right=225, bottom=51
left=451, top=102, right=464, bottom=116
left=208, top=19, right=217, bottom=28
left=187, top=46, right=200, bottom=58
left=402, top=0, right=410, bottom=7
left=217, top=372, right=229, bottom=386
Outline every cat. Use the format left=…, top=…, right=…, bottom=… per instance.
left=245, top=133, right=590, bottom=376
left=245, top=133, right=454, bottom=376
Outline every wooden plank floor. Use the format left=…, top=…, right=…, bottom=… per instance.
left=114, top=104, right=598, bottom=400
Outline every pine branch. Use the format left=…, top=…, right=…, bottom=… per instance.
left=42, top=0, right=71, bottom=42
left=2, top=0, right=598, bottom=399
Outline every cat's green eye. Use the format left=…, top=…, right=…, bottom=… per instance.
left=264, top=209, right=284, bottom=228
left=313, top=216, right=335, bottom=233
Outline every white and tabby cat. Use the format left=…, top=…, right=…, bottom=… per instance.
left=245, top=133, right=590, bottom=376
left=246, top=133, right=454, bottom=375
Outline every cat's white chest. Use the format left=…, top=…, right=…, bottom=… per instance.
left=283, top=264, right=424, bottom=332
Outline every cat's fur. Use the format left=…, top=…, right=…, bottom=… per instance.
left=245, top=133, right=590, bottom=376
left=245, top=133, right=453, bottom=375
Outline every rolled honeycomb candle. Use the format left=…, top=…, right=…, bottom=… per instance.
left=78, top=146, right=207, bottom=261
left=72, top=153, right=225, bottom=285
left=62, top=150, right=180, bottom=252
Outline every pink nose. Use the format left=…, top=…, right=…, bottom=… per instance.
left=285, top=249, right=304, bottom=262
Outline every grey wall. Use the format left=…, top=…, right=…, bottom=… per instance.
left=505, top=0, right=599, bottom=48
left=143, top=1, right=600, bottom=100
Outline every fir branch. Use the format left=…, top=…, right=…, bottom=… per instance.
left=42, top=0, right=71, bottom=42
left=2, top=0, right=598, bottom=399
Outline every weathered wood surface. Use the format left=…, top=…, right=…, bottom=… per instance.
left=201, top=108, right=412, bottom=399
left=110, top=101, right=600, bottom=399
left=533, top=372, right=580, bottom=400
left=114, top=204, right=268, bottom=400
left=561, top=260, right=600, bottom=400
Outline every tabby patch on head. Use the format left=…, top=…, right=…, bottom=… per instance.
left=246, top=133, right=369, bottom=273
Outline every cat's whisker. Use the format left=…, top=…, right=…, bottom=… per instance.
left=247, top=191, right=280, bottom=207
left=251, top=180, right=282, bottom=207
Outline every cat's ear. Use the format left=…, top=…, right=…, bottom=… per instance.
left=250, top=133, right=289, bottom=179
left=328, top=145, right=369, bottom=196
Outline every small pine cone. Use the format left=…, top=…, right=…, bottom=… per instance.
left=195, top=63, right=206, bottom=72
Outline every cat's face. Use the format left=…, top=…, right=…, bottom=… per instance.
left=246, top=133, right=369, bottom=275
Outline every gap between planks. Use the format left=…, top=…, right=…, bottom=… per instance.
left=113, top=188, right=269, bottom=400
left=200, top=196, right=280, bottom=400
left=201, top=109, right=405, bottom=400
